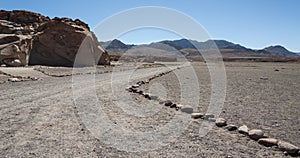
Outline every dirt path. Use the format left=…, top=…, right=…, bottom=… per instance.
left=0, top=62, right=299, bottom=157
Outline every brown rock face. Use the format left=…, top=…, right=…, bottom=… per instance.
left=0, top=10, right=110, bottom=67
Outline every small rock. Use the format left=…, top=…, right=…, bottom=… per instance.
left=164, top=100, right=173, bottom=106
left=260, top=77, right=268, bottom=80
left=203, top=114, right=215, bottom=120
left=170, top=104, right=177, bottom=108
left=215, top=118, right=227, bottom=127
left=191, top=113, right=204, bottom=119
left=248, top=129, right=265, bottom=140
left=1, top=64, right=6, bottom=67
left=207, top=117, right=216, bottom=122
left=159, top=100, right=164, bottom=104
left=131, top=84, right=139, bottom=88
left=150, top=95, right=158, bottom=100
left=238, top=125, right=249, bottom=135
left=180, top=105, right=193, bottom=114
left=125, top=87, right=132, bottom=92
left=8, top=78, right=21, bottom=82
left=175, top=104, right=183, bottom=110
left=258, top=138, right=278, bottom=147
left=143, top=93, right=150, bottom=99
left=137, top=81, right=145, bottom=85
left=278, top=141, right=299, bottom=154
left=225, top=124, right=238, bottom=131
left=131, top=88, right=138, bottom=93
left=137, top=90, right=143, bottom=94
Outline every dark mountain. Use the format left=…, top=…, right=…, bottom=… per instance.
left=101, top=39, right=299, bottom=58
left=100, top=39, right=134, bottom=49
left=263, top=45, right=299, bottom=57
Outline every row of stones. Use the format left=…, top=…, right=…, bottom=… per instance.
left=211, top=118, right=299, bottom=156
left=1, top=71, right=39, bottom=83
left=125, top=68, right=300, bottom=156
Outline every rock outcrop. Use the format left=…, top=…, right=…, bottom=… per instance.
left=0, top=10, right=110, bottom=67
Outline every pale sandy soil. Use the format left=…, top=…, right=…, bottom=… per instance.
left=0, top=62, right=299, bottom=157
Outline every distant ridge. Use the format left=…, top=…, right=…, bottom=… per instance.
left=101, top=39, right=299, bottom=58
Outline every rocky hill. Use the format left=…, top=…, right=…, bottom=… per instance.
left=102, top=39, right=299, bottom=59
left=0, top=10, right=110, bottom=67
left=263, top=45, right=299, bottom=57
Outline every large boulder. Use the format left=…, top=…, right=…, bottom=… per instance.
left=0, top=10, right=110, bottom=67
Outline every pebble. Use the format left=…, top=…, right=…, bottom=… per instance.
left=131, top=84, right=139, bottom=88
left=170, top=104, right=177, bottom=108
left=131, top=88, right=138, bottom=93
left=150, top=95, right=158, bottom=100
left=8, top=78, right=21, bottom=82
left=137, top=90, right=143, bottom=94
left=31, top=77, right=39, bottom=81
left=143, top=93, right=150, bottom=99
left=225, top=124, right=238, bottom=131
left=175, top=104, right=183, bottom=111
left=136, top=81, right=145, bottom=85
left=260, top=77, right=268, bottom=80
left=191, top=113, right=204, bottom=119
left=278, top=141, right=299, bottom=154
left=180, top=105, right=193, bottom=114
left=248, top=129, right=265, bottom=140
left=238, top=125, right=249, bottom=135
left=164, top=100, right=173, bottom=106
left=258, top=138, right=278, bottom=147
left=215, top=118, right=227, bottom=127
left=203, top=114, right=215, bottom=120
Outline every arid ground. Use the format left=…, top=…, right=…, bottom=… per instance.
left=0, top=61, right=299, bottom=157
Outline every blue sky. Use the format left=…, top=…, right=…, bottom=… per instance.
left=1, top=0, right=300, bottom=52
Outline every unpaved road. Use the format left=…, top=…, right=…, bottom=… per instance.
left=0, top=62, right=299, bottom=157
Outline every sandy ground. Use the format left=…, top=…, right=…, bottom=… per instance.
left=0, top=62, right=299, bottom=157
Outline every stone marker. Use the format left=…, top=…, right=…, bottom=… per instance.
left=132, top=84, right=139, bottom=88
left=180, top=105, right=193, bottom=114
left=150, top=95, right=158, bottom=100
left=258, top=138, right=278, bottom=147
left=164, top=100, right=173, bottom=106
left=238, top=125, right=249, bottom=135
left=203, top=114, right=215, bottom=120
left=8, top=78, right=21, bottom=82
left=278, top=141, right=299, bottom=154
left=225, top=124, right=238, bottom=131
left=170, top=104, right=177, bottom=108
left=215, top=118, right=227, bottom=127
left=137, top=90, right=143, bottom=94
left=191, top=113, right=204, bottom=119
left=143, top=93, right=150, bottom=99
left=248, top=129, right=265, bottom=140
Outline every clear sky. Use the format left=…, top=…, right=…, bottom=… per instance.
left=1, top=0, right=300, bottom=52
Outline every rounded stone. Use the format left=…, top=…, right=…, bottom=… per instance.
left=238, top=125, right=249, bottom=135
left=278, top=141, right=299, bottom=154
left=215, top=118, right=227, bottom=127
left=180, top=105, right=193, bottom=114
left=258, top=138, right=278, bottom=147
left=225, top=124, right=238, bottom=131
left=248, top=129, right=265, bottom=140
left=164, top=100, right=173, bottom=106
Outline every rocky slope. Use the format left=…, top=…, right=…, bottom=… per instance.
left=0, top=10, right=110, bottom=67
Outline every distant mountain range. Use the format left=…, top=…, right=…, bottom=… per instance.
left=100, top=39, right=299, bottom=59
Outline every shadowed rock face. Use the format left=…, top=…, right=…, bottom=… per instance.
left=0, top=10, right=110, bottom=67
